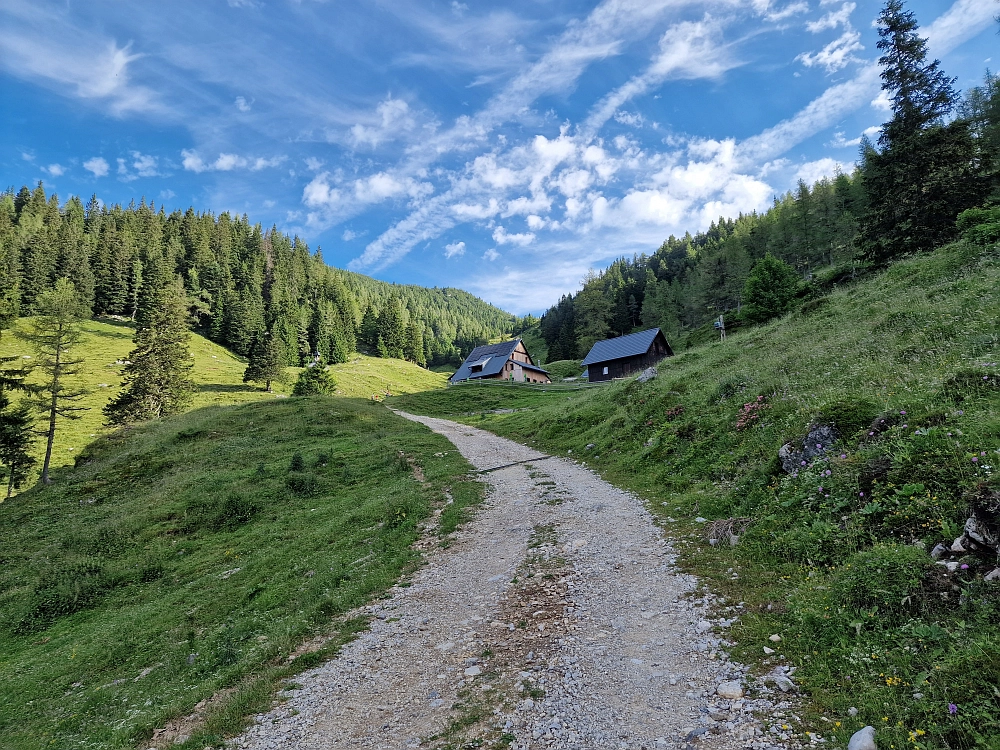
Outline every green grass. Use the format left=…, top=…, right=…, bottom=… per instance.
left=542, top=359, right=584, bottom=380
left=0, top=320, right=446, bottom=484
left=393, top=240, right=1000, bottom=750
left=0, top=397, right=482, bottom=749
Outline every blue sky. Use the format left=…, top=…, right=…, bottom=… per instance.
left=1, top=0, right=996, bottom=313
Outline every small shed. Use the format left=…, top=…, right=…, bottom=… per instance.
left=581, top=328, right=672, bottom=382
left=450, top=339, right=551, bottom=384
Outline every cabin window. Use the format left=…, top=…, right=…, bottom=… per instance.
left=603, top=366, right=609, bottom=375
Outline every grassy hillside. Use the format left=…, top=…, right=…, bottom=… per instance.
left=392, top=240, right=1000, bottom=750
left=543, top=359, right=584, bottom=380
left=0, top=320, right=445, bottom=483
left=0, top=397, right=481, bottom=749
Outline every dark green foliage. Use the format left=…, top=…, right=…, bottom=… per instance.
left=288, top=451, right=305, bottom=472
left=0, top=390, right=36, bottom=498
left=291, top=361, right=336, bottom=396
left=243, top=330, right=287, bottom=392
left=0, top=185, right=515, bottom=372
left=104, top=280, right=194, bottom=425
left=741, top=254, right=800, bottom=323
left=956, top=205, right=1000, bottom=245
left=859, top=1, right=988, bottom=263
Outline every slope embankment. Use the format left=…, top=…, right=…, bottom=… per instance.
left=391, top=240, right=1000, bottom=749
left=0, top=397, right=478, bottom=749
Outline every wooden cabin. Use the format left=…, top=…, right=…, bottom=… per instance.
left=450, top=339, right=551, bottom=384
left=581, top=328, right=673, bottom=383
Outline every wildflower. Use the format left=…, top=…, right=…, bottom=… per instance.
left=949, top=703, right=957, bottom=715
left=840, top=454, right=847, bottom=459
left=901, top=410, right=907, bottom=415
left=801, top=460, right=807, bottom=466
left=961, top=564, right=969, bottom=570
left=825, top=469, right=832, bottom=476
left=818, top=486, right=824, bottom=493
left=972, top=457, right=979, bottom=463
left=860, top=492, right=865, bottom=497
left=817, top=443, right=823, bottom=449
left=869, top=431, right=875, bottom=436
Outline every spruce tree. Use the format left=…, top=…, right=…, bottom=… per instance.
left=16, top=278, right=89, bottom=484
left=741, top=254, right=800, bottom=324
left=104, top=278, right=194, bottom=425
left=375, top=297, right=406, bottom=359
left=0, top=391, right=36, bottom=498
left=243, top=329, right=286, bottom=392
left=859, top=0, right=987, bottom=262
left=291, top=359, right=337, bottom=396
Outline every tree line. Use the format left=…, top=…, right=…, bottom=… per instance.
left=539, top=0, right=999, bottom=362
left=0, top=191, right=516, bottom=370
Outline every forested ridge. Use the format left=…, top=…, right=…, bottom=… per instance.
left=539, top=22, right=1000, bottom=361
left=0, top=190, right=515, bottom=368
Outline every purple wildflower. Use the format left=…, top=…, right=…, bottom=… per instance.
left=973, top=457, right=979, bottom=463
left=949, top=703, right=958, bottom=715
left=817, top=444, right=822, bottom=449
left=801, top=460, right=807, bottom=466
left=860, top=491, right=865, bottom=497
left=961, top=564, right=969, bottom=570
left=901, top=410, right=907, bottom=415
left=840, top=454, right=847, bottom=459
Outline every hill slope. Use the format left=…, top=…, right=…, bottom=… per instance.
left=0, top=320, right=445, bottom=482
left=392, top=239, right=1000, bottom=749
left=0, top=397, right=480, bottom=749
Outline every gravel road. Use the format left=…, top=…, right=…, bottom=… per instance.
left=229, top=413, right=797, bottom=750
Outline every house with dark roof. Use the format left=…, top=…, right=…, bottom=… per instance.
left=581, top=328, right=673, bottom=383
left=450, top=339, right=551, bottom=384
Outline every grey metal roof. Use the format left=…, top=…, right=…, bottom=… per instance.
left=581, top=328, right=663, bottom=366
left=450, top=339, right=549, bottom=382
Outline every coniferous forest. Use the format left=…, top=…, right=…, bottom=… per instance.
left=540, top=54, right=1000, bottom=361
left=0, top=192, right=516, bottom=370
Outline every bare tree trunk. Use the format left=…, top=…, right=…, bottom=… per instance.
left=40, top=336, right=61, bottom=485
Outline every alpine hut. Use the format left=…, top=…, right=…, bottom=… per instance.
left=581, top=327, right=673, bottom=383
left=450, top=339, right=551, bottom=384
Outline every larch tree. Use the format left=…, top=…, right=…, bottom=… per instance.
left=104, top=276, right=194, bottom=425
left=16, top=278, right=89, bottom=484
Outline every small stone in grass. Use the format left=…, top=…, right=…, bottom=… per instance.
left=848, top=726, right=877, bottom=750
left=763, top=646, right=775, bottom=655
left=768, top=634, right=782, bottom=642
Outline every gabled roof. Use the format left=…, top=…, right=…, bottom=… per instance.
left=450, top=339, right=550, bottom=382
left=581, top=328, right=665, bottom=366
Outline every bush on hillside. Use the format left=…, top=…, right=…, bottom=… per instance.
left=832, top=544, right=934, bottom=622
left=292, top=361, right=337, bottom=396
left=742, top=254, right=801, bottom=324
left=818, top=397, right=879, bottom=438
left=957, top=205, right=1000, bottom=245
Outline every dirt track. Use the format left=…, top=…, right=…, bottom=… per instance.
left=229, top=413, right=782, bottom=750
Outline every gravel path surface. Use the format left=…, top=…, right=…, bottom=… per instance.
left=229, top=414, right=797, bottom=750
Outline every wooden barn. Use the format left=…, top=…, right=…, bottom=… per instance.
left=450, top=339, right=551, bottom=384
left=581, top=328, right=673, bottom=383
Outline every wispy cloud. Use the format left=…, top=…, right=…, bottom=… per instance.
left=797, top=29, right=864, bottom=72
left=806, top=2, right=855, bottom=33
left=444, top=240, right=466, bottom=258
left=117, top=152, right=161, bottom=181
left=0, top=1, right=157, bottom=115
left=181, top=150, right=285, bottom=173
left=41, top=163, right=64, bottom=176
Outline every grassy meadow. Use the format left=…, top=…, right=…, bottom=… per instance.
left=392, top=239, right=1000, bottom=750
left=0, top=319, right=446, bottom=486
left=0, top=397, right=482, bottom=749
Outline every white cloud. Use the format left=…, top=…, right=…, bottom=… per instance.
left=235, top=96, right=253, bottom=112
left=451, top=1, right=469, bottom=15
left=806, top=2, right=855, bottom=33
left=159, top=189, right=175, bottom=201
left=583, top=16, right=741, bottom=137
left=483, top=248, right=501, bottom=261
left=350, top=97, right=417, bottom=148
left=83, top=157, right=109, bottom=177
left=42, top=163, right=64, bottom=176
left=445, top=241, right=466, bottom=258
left=761, top=1, right=809, bottom=22
left=117, top=151, right=160, bottom=181
left=305, top=157, right=324, bottom=171
left=828, top=125, right=879, bottom=148
left=342, top=229, right=359, bottom=241
left=614, top=110, right=645, bottom=127
left=870, top=89, right=892, bottom=112
left=492, top=226, right=536, bottom=246
left=182, top=150, right=284, bottom=173
left=794, top=157, right=850, bottom=185
left=924, top=0, right=999, bottom=55
left=797, top=29, right=864, bottom=72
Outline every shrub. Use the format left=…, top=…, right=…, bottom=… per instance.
left=956, top=205, right=1000, bottom=246
left=819, top=397, right=879, bottom=438
left=292, top=362, right=336, bottom=396
left=285, top=472, right=319, bottom=496
left=832, top=544, right=933, bottom=622
left=16, top=559, right=112, bottom=633
left=289, top=451, right=305, bottom=472
left=742, top=254, right=801, bottom=324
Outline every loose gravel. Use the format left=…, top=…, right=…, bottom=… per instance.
left=228, top=414, right=803, bottom=750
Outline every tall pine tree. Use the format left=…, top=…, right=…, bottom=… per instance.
left=243, top=329, right=287, bottom=392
